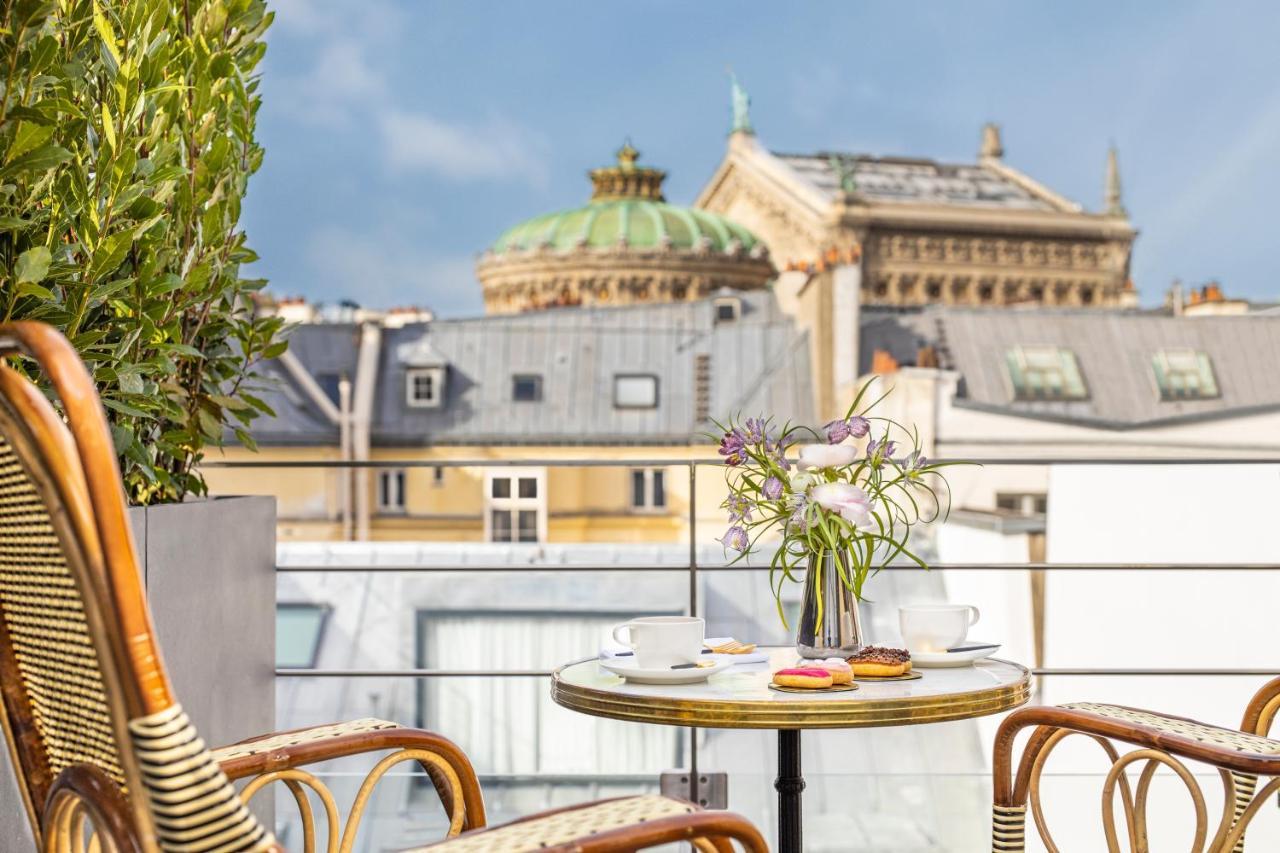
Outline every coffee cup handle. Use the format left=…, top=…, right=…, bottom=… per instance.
left=612, top=623, right=635, bottom=648
left=967, top=606, right=981, bottom=626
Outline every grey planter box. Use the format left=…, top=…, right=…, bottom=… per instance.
left=2, top=495, right=276, bottom=848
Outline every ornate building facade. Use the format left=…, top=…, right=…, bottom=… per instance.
left=476, top=143, right=775, bottom=314
left=696, top=115, right=1139, bottom=309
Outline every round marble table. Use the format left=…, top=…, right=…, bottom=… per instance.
left=551, top=646, right=1031, bottom=853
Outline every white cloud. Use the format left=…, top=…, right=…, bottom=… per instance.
left=303, top=225, right=483, bottom=316
left=380, top=110, right=550, bottom=187
left=270, top=37, right=385, bottom=127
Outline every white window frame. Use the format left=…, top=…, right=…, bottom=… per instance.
left=713, top=295, right=741, bottom=323
left=484, top=467, right=547, bottom=543
left=613, top=374, right=659, bottom=409
left=630, top=468, right=667, bottom=512
left=406, top=367, right=445, bottom=408
left=377, top=468, right=406, bottom=514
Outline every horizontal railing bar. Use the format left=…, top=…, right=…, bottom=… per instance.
left=278, top=667, right=1280, bottom=678
left=205, top=457, right=1280, bottom=469
left=1034, top=668, right=1280, bottom=676
left=280, top=669, right=553, bottom=677
left=275, top=562, right=1280, bottom=573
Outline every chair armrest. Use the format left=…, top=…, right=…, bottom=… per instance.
left=1241, top=675, right=1280, bottom=737
left=213, top=720, right=486, bottom=831
left=997, top=705, right=1280, bottom=779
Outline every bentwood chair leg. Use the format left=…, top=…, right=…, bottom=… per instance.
left=1228, top=771, right=1256, bottom=853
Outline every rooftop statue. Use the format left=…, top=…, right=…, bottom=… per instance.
left=730, top=71, right=753, bottom=135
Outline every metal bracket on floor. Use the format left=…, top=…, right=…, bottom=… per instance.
left=660, top=770, right=727, bottom=809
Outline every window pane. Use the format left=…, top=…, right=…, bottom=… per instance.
left=491, top=509, right=513, bottom=542
left=518, top=477, right=537, bottom=499
left=652, top=470, right=665, bottom=507
left=631, top=470, right=646, bottom=507
left=276, top=604, right=328, bottom=668
left=513, top=374, right=542, bottom=402
left=517, top=510, right=538, bottom=542
left=492, top=478, right=511, bottom=499
left=1153, top=349, right=1219, bottom=400
left=614, top=375, right=658, bottom=408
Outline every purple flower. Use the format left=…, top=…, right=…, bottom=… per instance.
left=904, top=449, right=928, bottom=480
left=762, top=476, right=784, bottom=501
left=764, top=436, right=792, bottom=470
left=743, top=417, right=767, bottom=444
left=726, top=493, right=754, bottom=522
left=786, top=494, right=810, bottom=533
left=718, top=428, right=747, bottom=466
left=866, top=436, right=898, bottom=469
left=824, top=416, right=870, bottom=444
left=719, top=525, right=749, bottom=552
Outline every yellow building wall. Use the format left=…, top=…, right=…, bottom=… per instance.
left=202, top=445, right=737, bottom=545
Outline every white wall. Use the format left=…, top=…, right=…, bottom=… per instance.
left=1035, top=464, right=1280, bottom=850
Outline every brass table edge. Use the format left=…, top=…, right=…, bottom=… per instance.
left=551, top=656, right=1033, bottom=730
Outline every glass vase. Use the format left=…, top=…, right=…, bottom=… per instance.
left=795, top=549, right=864, bottom=658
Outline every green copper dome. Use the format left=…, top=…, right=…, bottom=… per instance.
left=490, top=143, right=764, bottom=255
left=491, top=200, right=761, bottom=254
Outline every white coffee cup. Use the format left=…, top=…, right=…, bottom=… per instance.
left=899, top=604, right=981, bottom=653
left=612, top=616, right=705, bottom=669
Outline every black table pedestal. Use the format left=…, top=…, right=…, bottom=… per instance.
left=775, top=729, right=805, bottom=853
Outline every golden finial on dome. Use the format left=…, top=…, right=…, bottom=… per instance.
left=589, top=139, right=666, bottom=202
left=616, top=139, right=640, bottom=170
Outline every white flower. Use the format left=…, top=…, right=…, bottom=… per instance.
left=811, top=482, right=877, bottom=531
left=789, top=470, right=816, bottom=493
left=797, top=443, right=857, bottom=470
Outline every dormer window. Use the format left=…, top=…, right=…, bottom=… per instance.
left=614, top=374, right=658, bottom=409
left=406, top=367, right=445, bottom=408
left=713, top=295, right=741, bottom=323
left=1153, top=349, right=1219, bottom=400
left=1005, top=346, right=1088, bottom=401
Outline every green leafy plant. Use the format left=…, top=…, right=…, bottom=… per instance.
left=713, top=383, right=963, bottom=627
left=0, top=0, right=283, bottom=504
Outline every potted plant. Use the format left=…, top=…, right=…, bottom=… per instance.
left=0, top=1, right=280, bottom=833
left=714, top=383, right=957, bottom=657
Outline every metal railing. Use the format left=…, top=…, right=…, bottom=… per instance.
left=207, top=454, right=1280, bottom=804
left=207, top=453, right=1280, bottom=681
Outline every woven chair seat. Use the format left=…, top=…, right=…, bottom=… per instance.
left=211, top=718, right=400, bottom=763
left=1063, top=702, right=1280, bottom=756
left=407, top=795, right=702, bottom=852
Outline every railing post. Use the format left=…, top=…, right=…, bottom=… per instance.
left=687, top=460, right=699, bottom=807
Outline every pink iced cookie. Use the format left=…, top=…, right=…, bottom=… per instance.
left=772, top=667, right=833, bottom=689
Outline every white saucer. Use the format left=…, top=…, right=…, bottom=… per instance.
left=911, top=644, right=1000, bottom=668
left=598, top=657, right=733, bottom=684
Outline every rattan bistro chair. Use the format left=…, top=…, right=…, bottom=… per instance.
left=0, top=321, right=768, bottom=853
left=991, top=682, right=1280, bottom=852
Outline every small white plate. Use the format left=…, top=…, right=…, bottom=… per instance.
left=598, top=657, right=733, bottom=684
left=911, top=644, right=1000, bottom=668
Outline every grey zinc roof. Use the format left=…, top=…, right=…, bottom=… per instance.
left=775, top=153, right=1058, bottom=211
left=869, top=307, right=1280, bottom=427
left=248, top=291, right=814, bottom=447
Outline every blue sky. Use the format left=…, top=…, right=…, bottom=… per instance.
left=246, top=1, right=1280, bottom=316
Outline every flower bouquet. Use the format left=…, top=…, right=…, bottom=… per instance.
left=714, top=383, right=956, bottom=657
